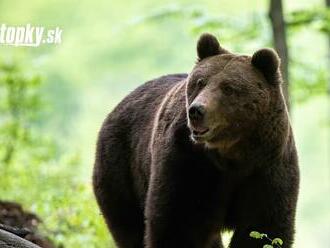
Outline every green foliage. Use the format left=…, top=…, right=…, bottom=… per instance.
left=287, top=8, right=330, bottom=34
left=0, top=150, right=111, bottom=247
left=0, top=61, right=110, bottom=247
left=250, top=231, right=268, bottom=239
left=0, top=61, right=51, bottom=166
left=250, top=231, right=283, bottom=248
left=133, top=4, right=270, bottom=51
left=130, top=4, right=204, bottom=24
left=290, top=63, right=328, bottom=104
left=134, top=4, right=329, bottom=103
left=272, top=238, right=284, bottom=246
left=263, top=245, right=274, bottom=248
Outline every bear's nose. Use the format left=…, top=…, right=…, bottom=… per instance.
left=188, top=104, right=205, bottom=122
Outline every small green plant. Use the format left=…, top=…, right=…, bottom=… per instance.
left=250, top=231, right=283, bottom=248
left=0, top=61, right=45, bottom=167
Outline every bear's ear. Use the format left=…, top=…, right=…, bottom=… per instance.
left=197, top=33, right=227, bottom=61
left=251, top=48, right=281, bottom=84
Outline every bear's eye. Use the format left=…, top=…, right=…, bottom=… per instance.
left=222, top=85, right=235, bottom=96
left=196, top=78, right=206, bottom=88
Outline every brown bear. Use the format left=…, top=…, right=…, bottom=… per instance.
left=93, top=33, right=299, bottom=248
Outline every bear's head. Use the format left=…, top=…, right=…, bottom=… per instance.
left=186, top=33, right=286, bottom=153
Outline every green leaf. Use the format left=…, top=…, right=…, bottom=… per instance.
left=272, top=238, right=284, bottom=246
left=249, top=231, right=262, bottom=239
left=260, top=233, right=268, bottom=239
left=263, top=245, right=273, bottom=248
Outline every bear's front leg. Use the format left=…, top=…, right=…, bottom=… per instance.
left=144, top=154, right=224, bottom=248
left=229, top=167, right=298, bottom=248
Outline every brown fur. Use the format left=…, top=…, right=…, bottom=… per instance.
left=93, top=33, right=299, bottom=248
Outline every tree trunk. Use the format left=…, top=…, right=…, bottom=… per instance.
left=326, top=0, right=330, bottom=94
left=269, top=0, right=290, bottom=109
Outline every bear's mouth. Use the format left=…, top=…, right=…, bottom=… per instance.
left=190, top=126, right=211, bottom=141
left=189, top=122, right=231, bottom=143
left=192, top=128, right=209, bottom=136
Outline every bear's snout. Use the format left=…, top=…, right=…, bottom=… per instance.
left=188, top=104, right=205, bottom=122
left=188, top=103, right=211, bottom=139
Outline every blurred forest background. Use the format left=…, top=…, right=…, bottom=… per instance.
left=0, top=0, right=329, bottom=247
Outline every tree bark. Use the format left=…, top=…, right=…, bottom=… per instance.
left=326, top=0, right=330, bottom=94
left=269, top=0, right=290, bottom=109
